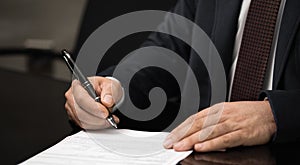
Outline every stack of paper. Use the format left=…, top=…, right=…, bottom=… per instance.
left=21, top=129, right=192, bottom=165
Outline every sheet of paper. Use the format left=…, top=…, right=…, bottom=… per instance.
left=21, top=129, right=192, bottom=165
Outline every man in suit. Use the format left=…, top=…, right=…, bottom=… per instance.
left=65, top=0, right=300, bottom=152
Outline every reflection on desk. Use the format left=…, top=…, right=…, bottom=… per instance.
left=180, top=142, right=300, bottom=165
left=181, top=146, right=275, bottom=165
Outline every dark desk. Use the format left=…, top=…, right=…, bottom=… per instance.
left=1, top=69, right=300, bottom=165
left=0, top=69, right=74, bottom=164
left=180, top=143, right=300, bottom=165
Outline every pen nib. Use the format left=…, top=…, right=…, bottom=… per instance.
left=107, top=116, right=118, bottom=129
left=112, top=123, right=118, bottom=129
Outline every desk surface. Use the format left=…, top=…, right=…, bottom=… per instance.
left=180, top=143, right=300, bottom=165
left=1, top=69, right=300, bottom=164
left=0, top=69, right=73, bottom=164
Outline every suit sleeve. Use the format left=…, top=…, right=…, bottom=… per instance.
left=260, top=24, right=300, bottom=143
left=260, top=90, right=300, bottom=143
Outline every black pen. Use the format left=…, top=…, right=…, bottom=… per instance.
left=61, top=50, right=117, bottom=128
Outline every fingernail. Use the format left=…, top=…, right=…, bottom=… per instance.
left=103, top=95, right=113, bottom=104
left=174, top=142, right=184, bottom=149
left=163, top=139, right=174, bottom=148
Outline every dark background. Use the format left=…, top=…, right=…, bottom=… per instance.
left=0, top=0, right=177, bottom=164
left=74, top=0, right=178, bottom=70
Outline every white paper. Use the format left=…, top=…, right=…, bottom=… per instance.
left=21, top=129, right=192, bottom=165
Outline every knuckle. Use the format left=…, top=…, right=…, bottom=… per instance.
left=214, top=102, right=226, bottom=110
left=234, top=115, right=245, bottom=123
left=194, top=122, right=202, bottom=131
left=194, top=145, right=202, bottom=152
left=64, top=92, right=68, bottom=99
left=220, top=122, right=230, bottom=132
left=223, top=107, right=230, bottom=115
left=186, top=114, right=196, bottom=125
left=104, top=81, right=113, bottom=90
left=222, top=103, right=232, bottom=112
left=214, top=102, right=225, bottom=109
left=193, top=117, right=203, bottom=130
left=64, top=89, right=71, bottom=99
left=167, top=132, right=180, bottom=142
left=71, top=79, right=79, bottom=87
left=239, top=130, right=249, bottom=140
left=222, top=102, right=229, bottom=107
left=189, top=114, right=197, bottom=121
left=222, top=135, right=231, bottom=144
left=87, top=76, right=95, bottom=82
left=64, top=103, right=69, bottom=110
left=185, top=137, right=193, bottom=144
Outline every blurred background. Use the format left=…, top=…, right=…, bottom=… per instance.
left=0, top=0, right=176, bottom=164
left=0, top=0, right=86, bottom=80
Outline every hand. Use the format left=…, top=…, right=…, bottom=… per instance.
left=163, top=101, right=277, bottom=152
left=64, top=76, right=122, bottom=130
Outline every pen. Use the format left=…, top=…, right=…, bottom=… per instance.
left=61, top=50, right=118, bottom=129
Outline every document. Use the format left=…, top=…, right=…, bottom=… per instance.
left=21, top=129, right=192, bottom=165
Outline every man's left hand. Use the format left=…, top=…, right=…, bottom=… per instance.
left=163, top=101, right=277, bottom=152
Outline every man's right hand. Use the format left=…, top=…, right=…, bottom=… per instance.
left=64, top=76, right=122, bottom=130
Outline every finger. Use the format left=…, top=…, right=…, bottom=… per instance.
left=73, top=101, right=119, bottom=125
left=164, top=104, right=225, bottom=149
left=100, top=80, right=115, bottom=108
left=65, top=102, right=72, bottom=120
left=79, top=115, right=120, bottom=130
left=163, top=114, right=196, bottom=148
left=87, top=76, right=103, bottom=95
left=112, top=115, right=120, bottom=124
left=194, top=130, right=243, bottom=152
left=72, top=80, right=109, bottom=118
left=173, top=121, right=234, bottom=151
left=65, top=102, right=82, bottom=127
left=163, top=114, right=202, bottom=149
left=80, top=120, right=110, bottom=130
left=71, top=85, right=120, bottom=129
left=65, top=87, right=83, bottom=127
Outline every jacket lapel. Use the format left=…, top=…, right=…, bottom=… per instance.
left=274, top=0, right=300, bottom=89
left=212, top=0, right=243, bottom=74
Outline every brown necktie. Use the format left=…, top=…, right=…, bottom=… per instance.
left=230, top=0, right=282, bottom=101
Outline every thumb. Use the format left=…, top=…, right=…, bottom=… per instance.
left=101, top=83, right=114, bottom=108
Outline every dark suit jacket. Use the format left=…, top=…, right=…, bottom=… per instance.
left=101, top=0, right=300, bottom=143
